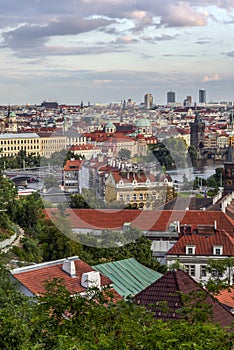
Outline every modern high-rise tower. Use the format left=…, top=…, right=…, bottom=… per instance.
left=167, top=91, right=175, bottom=104
left=199, top=89, right=206, bottom=104
left=144, top=94, right=153, bottom=109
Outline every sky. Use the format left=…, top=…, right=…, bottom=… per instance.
left=0, top=0, right=234, bottom=105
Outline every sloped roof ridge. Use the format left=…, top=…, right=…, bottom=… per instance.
left=11, top=257, right=71, bottom=274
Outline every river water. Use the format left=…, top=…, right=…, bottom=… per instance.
left=167, top=159, right=224, bottom=182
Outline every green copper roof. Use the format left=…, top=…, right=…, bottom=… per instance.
left=93, top=258, right=162, bottom=298
left=105, top=121, right=115, bottom=129
left=136, top=118, right=151, bottom=127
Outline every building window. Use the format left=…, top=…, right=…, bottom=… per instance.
left=213, top=245, right=223, bottom=255
left=186, top=245, right=196, bottom=255
left=200, top=265, right=207, bottom=277
left=132, top=194, right=137, bottom=201
left=184, top=265, right=195, bottom=277
left=215, top=248, right=221, bottom=255
left=211, top=269, right=223, bottom=278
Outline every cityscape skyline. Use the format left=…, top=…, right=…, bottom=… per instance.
left=0, top=1, right=234, bottom=105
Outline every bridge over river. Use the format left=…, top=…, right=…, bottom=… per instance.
left=198, top=147, right=229, bottom=160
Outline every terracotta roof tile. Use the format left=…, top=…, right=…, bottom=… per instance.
left=44, top=209, right=234, bottom=235
left=63, top=159, right=82, bottom=171
left=216, top=286, right=234, bottom=309
left=167, top=229, right=234, bottom=256
left=12, top=259, right=112, bottom=296
left=135, top=269, right=234, bottom=328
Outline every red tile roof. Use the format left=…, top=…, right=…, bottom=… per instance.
left=216, top=286, right=234, bottom=310
left=69, top=144, right=96, bottom=151
left=134, top=269, right=234, bottom=328
left=63, top=159, right=82, bottom=171
left=12, top=258, right=112, bottom=296
left=167, top=229, right=234, bottom=256
left=44, top=209, right=234, bottom=235
left=110, top=170, right=154, bottom=184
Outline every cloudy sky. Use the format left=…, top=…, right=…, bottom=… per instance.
left=0, top=0, right=234, bottom=105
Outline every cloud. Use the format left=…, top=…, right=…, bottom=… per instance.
left=0, top=0, right=232, bottom=61
left=195, top=38, right=213, bottom=44
left=202, top=73, right=222, bottom=82
left=225, top=51, right=234, bottom=57
left=190, top=0, right=234, bottom=12
left=93, top=79, right=112, bottom=86
left=153, top=34, right=176, bottom=41
left=159, top=3, right=209, bottom=27
left=114, top=35, right=138, bottom=44
left=1, top=16, right=116, bottom=56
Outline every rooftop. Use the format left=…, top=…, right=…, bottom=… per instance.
left=93, top=258, right=162, bottom=298
left=44, top=209, right=234, bottom=235
left=167, top=229, right=234, bottom=256
left=11, top=256, right=111, bottom=296
left=135, top=269, right=234, bottom=328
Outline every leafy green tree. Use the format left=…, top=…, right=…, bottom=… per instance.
left=70, top=194, right=90, bottom=208
left=81, top=235, right=166, bottom=273
left=149, top=137, right=188, bottom=169
left=12, top=237, right=43, bottom=263
left=43, top=175, right=59, bottom=189
left=206, top=175, right=217, bottom=188
left=0, top=256, right=233, bottom=349
left=0, top=259, right=34, bottom=349
left=206, top=258, right=234, bottom=294
left=13, top=192, right=44, bottom=236
left=188, top=145, right=198, bottom=164
left=0, top=174, right=17, bottom=215
left=118, top=148, right=131, bottom=160
left=38, top=217, right=83, bottom=262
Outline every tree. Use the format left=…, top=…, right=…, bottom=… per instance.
left=188, top=145, right=198, bottom=164
left=12, top=192, right=45, bottom=239
left=206, top=258, right=234, bottom=294
left=149, top=137, right=189, bottom=169
left=43, top=175, right=59, bottom=189
left=118, top=148, right=131, bottom=160
left=0, top=174, right=17, bottom=215
left=70, top=194, right=90, bottom=208
left=38, top=216, right=83, bottom=262
left=81, top=235, right=166, bottom=273
left=0, top=256, right=233, bottom=349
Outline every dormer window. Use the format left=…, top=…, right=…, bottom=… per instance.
left=186, top=245, right=195, bottom=255
left=213, top=245, right=223, bottom=255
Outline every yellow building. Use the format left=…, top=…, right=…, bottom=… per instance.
left=0, top=133, right=40, bottom=157
left=38, top=132, right=66, bottom=158
left=0, top=132, right=66, bottom=159
left=105, top=167, right=175, bottom=210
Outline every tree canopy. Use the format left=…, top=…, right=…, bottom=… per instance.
left=0, top=262, right=233, bottom=350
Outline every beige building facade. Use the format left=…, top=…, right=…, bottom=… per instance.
left=105, top=168, right=175, bottom=210
left=0, top=132, right=67, bottom=159
left=39, top=134, right=66, bottom=158
left=0, top=133, right=40, bottom=157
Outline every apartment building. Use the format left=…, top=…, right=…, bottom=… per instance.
left=0, top=133, right=40, bottom=157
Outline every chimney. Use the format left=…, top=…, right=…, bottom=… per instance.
left=62, top=256, right=78, bottom=277
left=177, top=221, right=180, bottom=234
left=214, top=220, right=217, bottom=230
left=81, top=271, right=101, bottom=289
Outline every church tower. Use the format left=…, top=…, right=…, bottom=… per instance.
left=223, top=138, right=234, bottom=195
left=190, top=110, right=205, bottom=150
